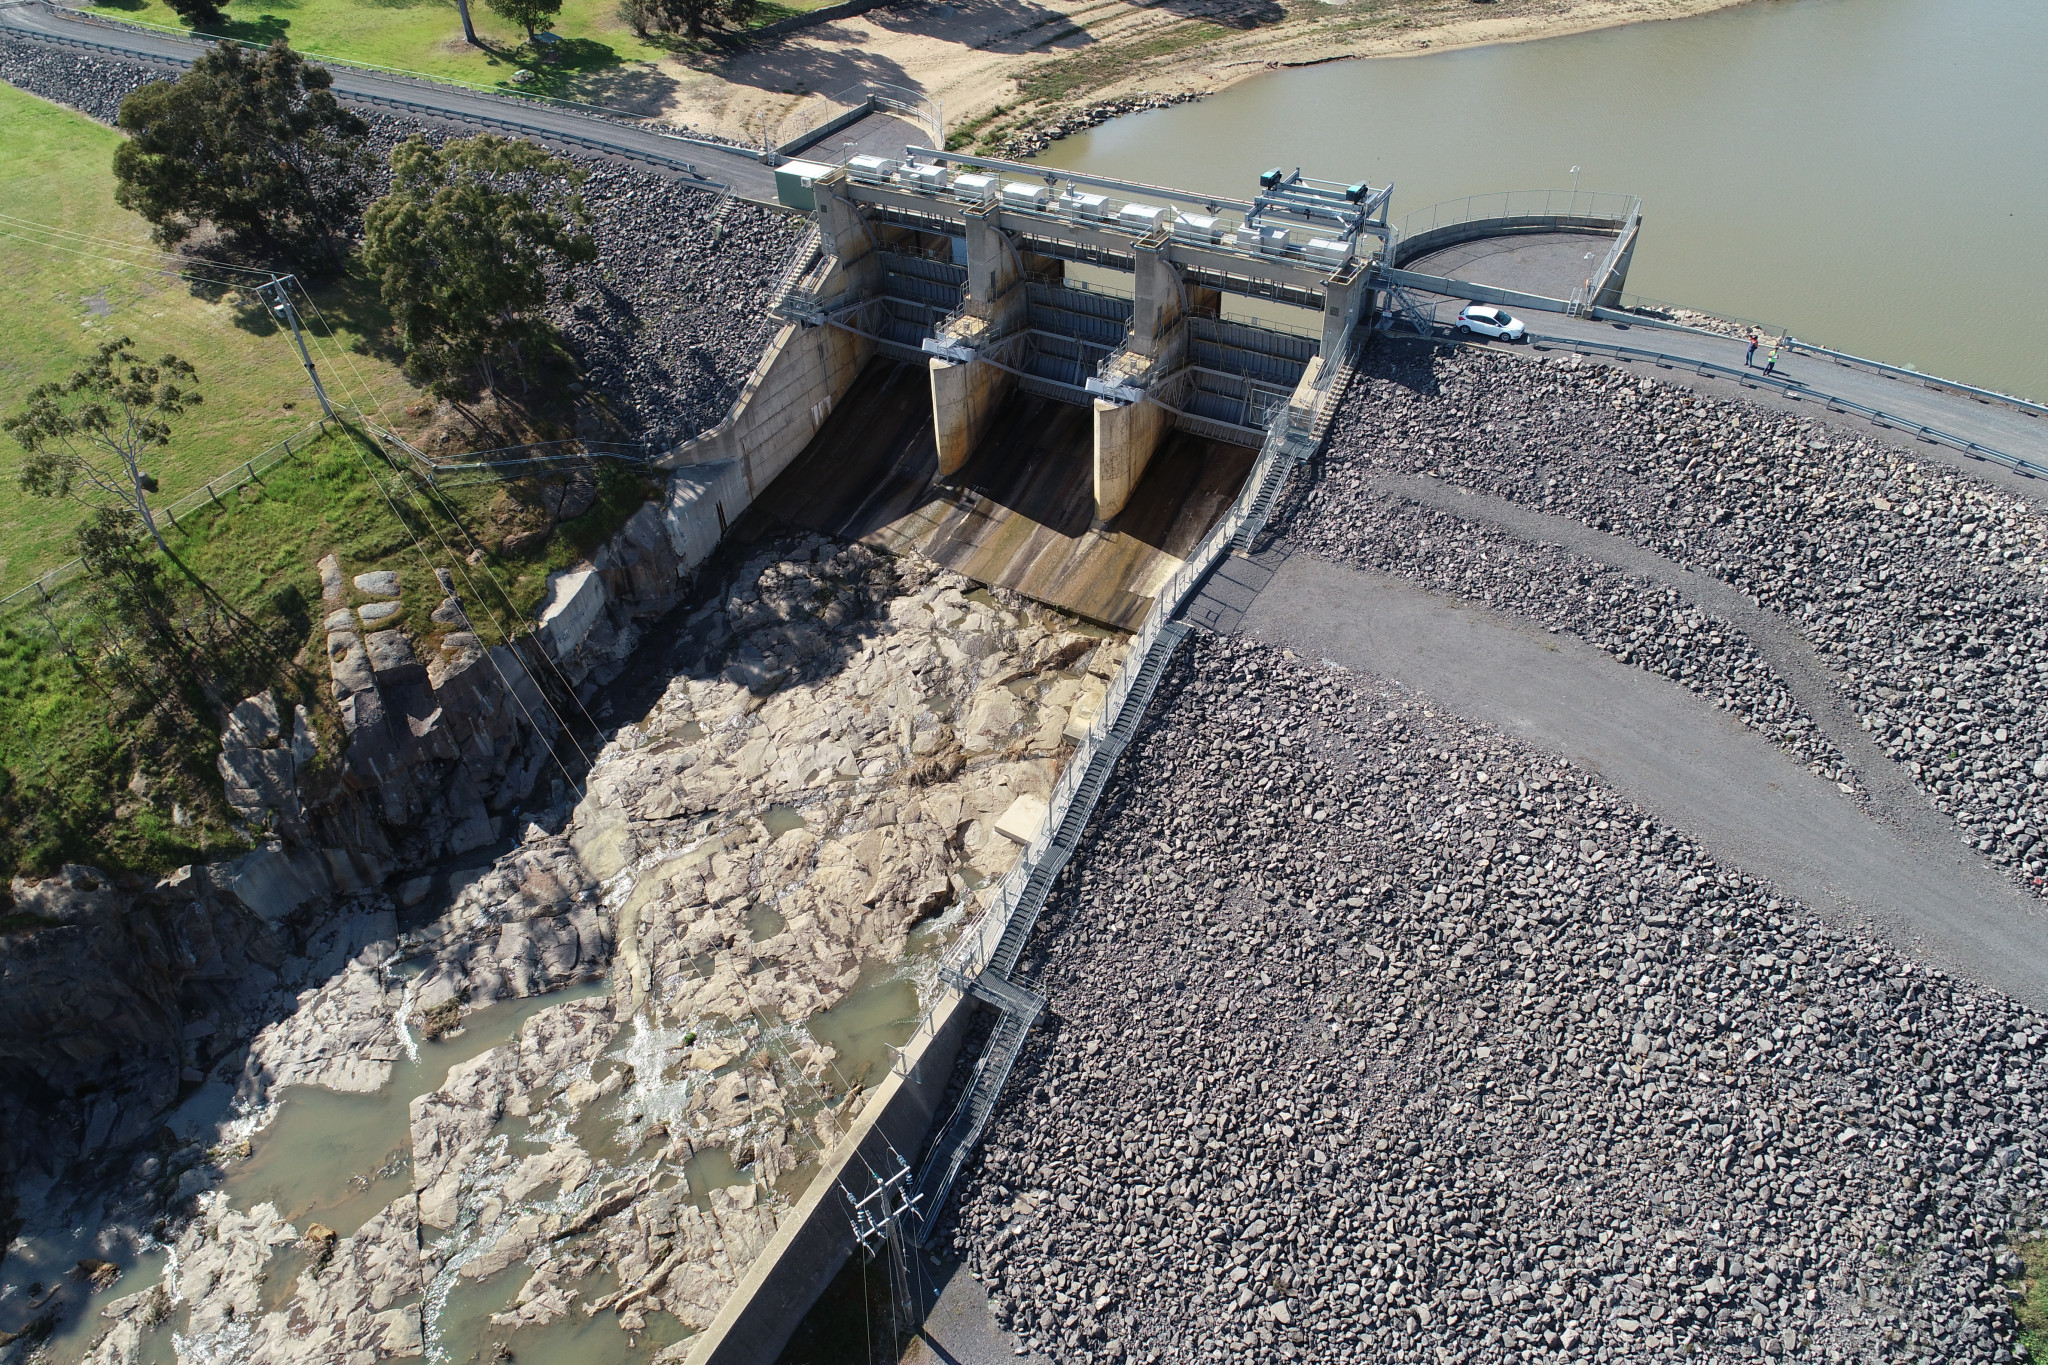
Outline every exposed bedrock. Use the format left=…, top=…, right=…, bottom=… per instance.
left=940, top=633, right=2047, bottom=1364
left=10, top=537, right=1127, bottom=1362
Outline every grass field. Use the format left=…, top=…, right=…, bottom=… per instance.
left=87, top=0, right=837, bottom=105
left=0, top=420, right=659, bottom=880
left=0, top=80, right=661, bottom=881
left=0, top=79, right=417, bottom=598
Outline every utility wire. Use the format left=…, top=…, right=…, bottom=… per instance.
left=286, top=278, right=617, bottom=755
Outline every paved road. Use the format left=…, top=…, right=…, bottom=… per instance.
left=1536, top=312, right=2048, bottom=467
left=1403, top=232, right=1609, bottom=308
left=1236, top=551, right=2048, bottom=1012
left=0, top=0, right=780, bottom=198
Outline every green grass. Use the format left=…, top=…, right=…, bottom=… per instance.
left=2017, top=1237, right=2048, bottom=1360
left=1013, top=21, right=1230, bottom=107
left=87, top=0, right=734, bottom=103
left=0, top=79, right=416, bottom=598
left=0, top=422, right=658, bottom=882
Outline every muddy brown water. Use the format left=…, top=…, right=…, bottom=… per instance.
left=1037, top=0, right=2048, bottom=403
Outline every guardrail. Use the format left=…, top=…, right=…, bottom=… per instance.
left=1784, top=339, right=2048, bottom=422
left=0, top=416, right=334, bottom=618
left=33, top=2, right=758, bottom=168
left=1597, top=291, right=2048, bottom=420
left=1518, top=330, right=2048, bottom=479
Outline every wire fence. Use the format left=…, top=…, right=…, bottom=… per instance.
left=0, top=416, right=337, bottom=620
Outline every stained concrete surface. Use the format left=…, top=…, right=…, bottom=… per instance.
left=755, top=359, right=1256, bottom=629
left=1403, top=230, right=1614, bottom=304
left=791, top=113, right=931, bottom=167
left=1237, top=552, right=2048, bottom=1010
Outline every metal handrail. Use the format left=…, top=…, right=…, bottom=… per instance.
left=1516, top=331, right=2048, bottom=479
left=937, top=389, right=1321, bottom=985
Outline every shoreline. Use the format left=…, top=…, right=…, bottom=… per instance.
left=655, top=0, right=1757, bottom=154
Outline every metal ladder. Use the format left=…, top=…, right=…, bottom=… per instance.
left=1231, top=437, right=1310, bottom=553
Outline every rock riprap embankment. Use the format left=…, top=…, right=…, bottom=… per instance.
left=0, top=40, right=806, bottom=448
left=55, top=539, right=1125, bottom=1364
left=942, top=634, right=2046, bottom=1365
left=1290, top=345, right=2048, bottom=889
left=1285, top=491, right=1857, bottom=789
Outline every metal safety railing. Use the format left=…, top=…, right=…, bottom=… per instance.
left=937, top=398, right=1322, bottom=987
left=1516, top=331, right=2048, bottom=479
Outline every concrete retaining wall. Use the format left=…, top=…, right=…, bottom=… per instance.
left=683, top=990, right=978, bottom=1365
left=1392, top=213, right=1626, bottom=270
left=663, top=458, right=751, bottom=570
left=656, top=275, right=873, bottom=522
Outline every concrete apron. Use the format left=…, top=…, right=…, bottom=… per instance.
left=684, top=989, right=975, bottom=1364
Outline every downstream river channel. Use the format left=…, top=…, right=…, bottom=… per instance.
left=1037, top=0, right=2048, bottom=402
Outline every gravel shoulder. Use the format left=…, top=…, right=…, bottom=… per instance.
left=1243, top=551, right=2048, bottom=1011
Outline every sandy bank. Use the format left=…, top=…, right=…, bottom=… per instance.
left=655, top=0, right=1751, bottom=156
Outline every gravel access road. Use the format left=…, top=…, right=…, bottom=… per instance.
left=1243, top=551, right=2048, bottom=1010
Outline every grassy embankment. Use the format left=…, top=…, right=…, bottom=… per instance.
left=0, top=79, right=415, bottom=600
left=91, top=0, right=837, bottom=103
left=0, top=81, right=655, bottom=884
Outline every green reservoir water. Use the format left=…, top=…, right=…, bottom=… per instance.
left=1037, top=0, right=2048, bottom=401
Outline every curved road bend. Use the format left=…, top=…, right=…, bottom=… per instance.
left=0, top=0, right=779, bottom=198
left=1237, top=552, right=2048, bottom=1012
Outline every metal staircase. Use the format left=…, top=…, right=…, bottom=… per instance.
left=906, top=322, right=1345, bottom=1245
left=986, top=621, right=1188, bottom=979
left=911, top=620, right=1191, bottom=1240
left=1231, top=435, right=1309, bottom=552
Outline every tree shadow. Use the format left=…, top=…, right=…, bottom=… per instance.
left=300, top=267, right=408, bottom=369
left=710, top=34, right=918, bottom=103
left=193, top=12, right=293, bottom=43
left=562, top=59, right=680, bottom=114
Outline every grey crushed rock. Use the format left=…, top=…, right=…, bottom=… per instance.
left=939, top=633, right=2046, bottom=1364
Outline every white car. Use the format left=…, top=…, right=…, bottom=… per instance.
left=1456, top=305, right=1527, bottom=342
